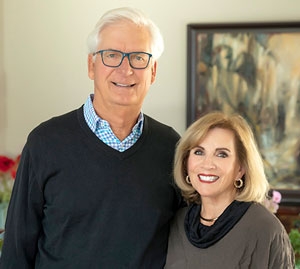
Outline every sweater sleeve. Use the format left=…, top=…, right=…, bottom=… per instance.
left=0, top=143, right=44, bottom=268
left=268, top=227, right=295, bottom=269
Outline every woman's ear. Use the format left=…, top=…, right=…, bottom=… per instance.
left=238, top=165, right=246, bottom=179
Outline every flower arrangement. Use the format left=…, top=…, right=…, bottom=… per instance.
left=289, top=221, right=300, bottom=268
left=0, top=155, right=20, bottom=203
left=0, top=154, right=20, bottom=250
left=263, top=189, right=282, bottom=214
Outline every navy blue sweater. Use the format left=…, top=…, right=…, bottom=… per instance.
left=0, top=107, right=181, bottom=269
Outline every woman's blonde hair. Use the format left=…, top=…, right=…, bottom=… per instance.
left=174, top=111, right=269, bottom=204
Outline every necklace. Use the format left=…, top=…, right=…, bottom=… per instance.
left=200, top=214, right=218, bottom=222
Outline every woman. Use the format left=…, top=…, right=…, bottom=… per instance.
left=165, top=111, right=295, bottom=268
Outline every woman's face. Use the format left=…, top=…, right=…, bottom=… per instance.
left=187, top=127, right=245, bottom=202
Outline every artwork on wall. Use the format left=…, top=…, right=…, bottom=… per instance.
left=187, top=22, right=300, bottom=204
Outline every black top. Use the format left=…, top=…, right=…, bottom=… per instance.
left=184, top=201, right=251, bottom=248
left=0, top=107, right=182, bottom=269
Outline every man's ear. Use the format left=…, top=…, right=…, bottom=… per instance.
left=88, top=54, right=95, bottom=80
left=150, top=61, right=157, bottom=84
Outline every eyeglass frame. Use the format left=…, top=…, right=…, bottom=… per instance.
left=93, top=49, right=153, bottom=70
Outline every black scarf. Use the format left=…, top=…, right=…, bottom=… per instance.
left=184, top=200, right=252, bottom=249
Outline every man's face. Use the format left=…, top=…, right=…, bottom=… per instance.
left=88, top=21, right=157, bottom=112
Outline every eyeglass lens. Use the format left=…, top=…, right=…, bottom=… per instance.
left=101, top=50, right=151, bottom=69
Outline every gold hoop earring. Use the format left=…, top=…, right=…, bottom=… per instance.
left=186, top=175, right=191, bottom=185
left=234, top=178, right=244, bottom=189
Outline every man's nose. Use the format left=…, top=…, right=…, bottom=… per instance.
left=117, top=56, right=133, bottom=73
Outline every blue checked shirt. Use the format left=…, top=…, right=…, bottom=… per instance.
left=83, top=95, right=144, bottom=152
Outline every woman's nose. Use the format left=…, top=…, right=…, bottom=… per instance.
left=201, top=156, right=216, bottom=169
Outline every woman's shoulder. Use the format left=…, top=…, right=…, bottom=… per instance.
left=170, top=206, right=189, bottom=230
left=244, top=202, right=286, bottom=232
left=173, top=206, right=189, bottom=221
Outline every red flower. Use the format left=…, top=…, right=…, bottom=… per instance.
left=0, top=156, right=15, bottom=173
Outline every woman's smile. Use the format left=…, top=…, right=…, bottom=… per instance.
left=198, top=174, right=219, bottom=183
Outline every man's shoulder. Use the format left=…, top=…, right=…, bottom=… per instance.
left=26, top=107, right=83, bottom=146
left=31, top=107, right=81, bottom=134
left=144, top=114, right=180, bottom=139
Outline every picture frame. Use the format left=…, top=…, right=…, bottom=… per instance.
left=187, top=22, right=300, bottom=205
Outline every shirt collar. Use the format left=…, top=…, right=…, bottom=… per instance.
left=83, top=94, right=144, bottom=134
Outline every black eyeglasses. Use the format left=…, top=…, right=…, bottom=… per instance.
left=93, top=49, right=152, bottom=69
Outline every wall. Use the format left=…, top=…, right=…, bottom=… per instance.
left=2, top=0, right=300, bottom=154
left=0, top=0, right=4, bottom=151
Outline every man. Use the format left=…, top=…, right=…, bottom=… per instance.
left=0, top=7, right=181, bottom=268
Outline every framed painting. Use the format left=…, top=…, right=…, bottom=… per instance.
left=187, top=22, right=300, bottom=205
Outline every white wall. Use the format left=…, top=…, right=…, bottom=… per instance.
left=0, top=0, right=4, bottom=152
left=2, top=0, right=300, bottom=154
